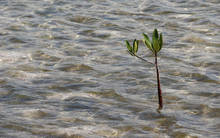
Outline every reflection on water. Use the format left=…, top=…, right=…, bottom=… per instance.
left=0, top=0, right=219, bottom=137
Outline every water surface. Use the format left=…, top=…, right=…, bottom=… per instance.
left=0, top=0, right=219, bottom=137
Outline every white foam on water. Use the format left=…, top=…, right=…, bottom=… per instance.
left=9, top=70, right=50, bottom=82
left=5, top=132, right=38, bottom=138
left=22, top=109, right=51, bottom=119
left=46, top=92, right=99, bottom=101
left=54, top=125, right=119, bottom=137
left=175, top=14, right=192, bottom=18
left=0, top=50, right=31, bottom=64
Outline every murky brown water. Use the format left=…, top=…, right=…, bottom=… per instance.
left=0, top=0, right=219, bottom=137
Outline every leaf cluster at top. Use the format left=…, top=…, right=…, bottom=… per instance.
left=126, top=29, right=163, bottom=56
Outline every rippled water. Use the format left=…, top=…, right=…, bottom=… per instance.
left=0, top=0, right=219, bottom=137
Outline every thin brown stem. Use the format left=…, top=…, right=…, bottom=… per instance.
left=134, top=54, right=154, bottom=65
left=155, top=52, right=163, bottom=110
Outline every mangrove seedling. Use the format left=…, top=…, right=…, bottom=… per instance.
left=126, top=29, right=163, bottom=110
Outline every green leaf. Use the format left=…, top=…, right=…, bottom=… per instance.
left=159, top=33, right=163, bottom=51
left=144, top=40, right=153, bottom=52
left=153, top=29, right=159, bottom=40
left=153, top=39, right=160, bottom=53
left=143, top=33, right=153, bottom=52
left=133, top=39, right=139, bottom=53
left=126, top=40, right=132, bottom=52
left=143, top=33, right=151, bottom=42
left=152, top=29, right=160, bottom=53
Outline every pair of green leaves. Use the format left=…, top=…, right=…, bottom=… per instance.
left=126, top=39, right=139, bottom=56
left=143, top=29, right=163, bottom=53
